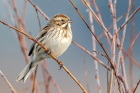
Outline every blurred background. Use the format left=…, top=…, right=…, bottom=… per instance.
left=0, top=0, right=140, bottom=93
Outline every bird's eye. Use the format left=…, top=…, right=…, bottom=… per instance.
left=61, top=19, right=64, bottom=22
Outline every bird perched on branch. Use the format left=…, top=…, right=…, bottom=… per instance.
left=16, top=14, right=72, bottom=83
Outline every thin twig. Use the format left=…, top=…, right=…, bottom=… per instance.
left=93, top=50, right=107, bottom=58
left=92, top=0, right=112, bottom=51
left=0, top=20, right=87, bottom=93
left=108, top=1, right=115, bottom=93
left=133, top=77, right=140, bottom=93
left=98, top=14, right=125, bottom=40
left=117, top=6, right=140, bottom=34
left=87, top=1, right=102, bottom=93
left=0, top=70, right=17, bottom=93
left=17, top=81, right=44, bottom=93
left=32, top=65, right=38, bottom=93
left=72, top=40, right=110, bottom=70
left=28, top=0, right=49, bottom=20
left=21, top=0, right=28, bottom=23
left=124, top=31, right=140, bottom=59
left=42, top=61, right=51, bottom=93
left=122, top=48, right=140, bottom=69
left=83, top=54, right=90, bottom=93
left=108, top=0, right=121, bottom=92
left=81, top=0, right=113, bottom=39
left=35, top=9, right=42, bottom=31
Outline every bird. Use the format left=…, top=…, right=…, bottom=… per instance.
left=16, top=14, right=72, bottom=83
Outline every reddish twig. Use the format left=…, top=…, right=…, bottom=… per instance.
left=124, top=31, right=140, bottom=59
left=32, top=65, right=38, bottom=93
left=81, top=0, right=113, bottom=39
left=92, top=0, right=111, bottom=51
left=35, top=9, right=42, bottom=31
left=129, top=0, right=135, bottom=91
left=117, top=6, right=140, bottom=34
left=122, top=48, right=140, bottom=69
left=41, top=61, right=51, bottom=93
left=93, top=50, right=107, bottom=58
left=0, top=70, right=17, bottom=93
left=72, top=40, right=110, bottom=70
left=21, top=0, right=28, bottom=23
left=98, top=14, right=125, bottom=40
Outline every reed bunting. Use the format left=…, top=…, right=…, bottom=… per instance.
left=16, top=14, right=72, bottom=83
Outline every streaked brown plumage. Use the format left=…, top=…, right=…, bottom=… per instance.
left=16, top=14, right=72, bottom=83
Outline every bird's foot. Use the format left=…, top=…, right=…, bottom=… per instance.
left=47, top=50, right=51, bottom=55
left=58, top=61, right=63, bottom=70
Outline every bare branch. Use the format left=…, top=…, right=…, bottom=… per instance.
left=0, top=70, right=17, bottom=93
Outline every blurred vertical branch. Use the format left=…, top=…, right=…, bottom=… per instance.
left=83, top=54, right=90, bottom=93
left=108, top=0, right=115, bottom=93
left=87, top=0, right=102, bottom=93
left=129, top=0, right=135, bottom=91
left=21, top=0, right=28, bottom=23
left=119, top=4, right=132, bottom=92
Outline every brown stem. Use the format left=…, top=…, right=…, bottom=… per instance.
left=133, top=77, right=140, bottom=93
left=129, top=0, right=135, bottom=91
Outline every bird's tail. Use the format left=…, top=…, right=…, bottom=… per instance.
left=16, top=61, right=36, bottom=83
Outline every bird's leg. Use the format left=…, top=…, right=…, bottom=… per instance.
left=46, top=50, right=63, bottom=70
left=46, top=50, right=51, bottom=55
left=58, top=61, right=63, bottom=70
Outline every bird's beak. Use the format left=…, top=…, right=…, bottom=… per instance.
left=67, top=20, right=73, bottom=23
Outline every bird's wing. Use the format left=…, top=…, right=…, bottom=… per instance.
left=28, top=25, right=51, bottom=56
